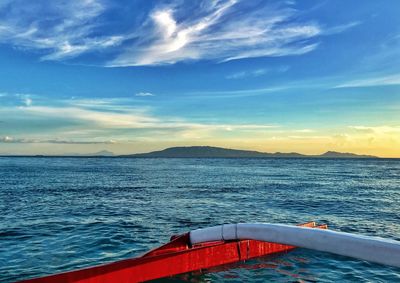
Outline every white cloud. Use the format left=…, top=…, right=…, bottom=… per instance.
left=226, top=68, right=268, bottom=79
left=0, top=1, right=358, bottom=66
left=187, top=83, right=301, bottom=99
left=293, top=129, right=315, bottom=133
left=0, top=92, right=35, bottom=106
left=135, top=92, right=155, bottom=97
left=2, top=97, right=279, bottom=142
left=335, top=73, right=400, bottom=88
left=109, top=1, right=322, bottom=66
left=0, top=0, right=123, bottom=60
left=323, top=21, right=361, bottom=35
left=349, top=125, right=400, bottom=134
left=0, top=136, right=13, bottom=142
left=0, top=136, right=114, bottom=144
left=24, top=97, right=32, bottom=106
left=288, top=135, right=329, bottom=140
left=21, top=105, right=158, bottom=128
left=225, top=66, right=290, bottom=79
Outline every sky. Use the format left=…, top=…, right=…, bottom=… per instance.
left=0, top=0, right=399, bottom=157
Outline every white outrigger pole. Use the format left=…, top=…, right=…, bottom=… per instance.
left=190, top=223, right=400, bottom=268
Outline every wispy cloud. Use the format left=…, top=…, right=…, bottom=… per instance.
left=225, top=66, right=290, bottom=79
left=335, top=73, right=400, bottom=88
left=21, top=105, right=158, bottom=129
left=323, top=21, right=361, bottom=35
left=288, top=135, right=329, bottom=140
left=0, top=92, right=35, bottom=106
left=0, top=0, right=333, bottom=66
left=0, top=0, right=123, bottom=60
left=184, top=86, right=288, bottom=99
left=293, top=129, right=315, bottom=133
left=109, top=1, right=322, bottom=66
left=1, top=96, right=279, bottom=142
left=21, top=104, right=278, bottom=132
left=349, top=125, right=400, bottom=134
left=226, top=68, right=268, bottom=79
left=24, top=97, right=32, bottom=106
left=0, top=1, right=360, bottom=66
left=185, top=77, right=324, bottom=98
left=0, top=136, right=114, bottom=144
left=135, top=92, right=155, bottom=97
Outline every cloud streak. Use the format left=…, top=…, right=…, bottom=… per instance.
left=0, top=136, right=115, bottom=144
left=1, top=96, right=279, bottom=143
left=109, top=1, right=322, bottom=66
left=349, top=125, right=400, bottom=134
left=226, top=68, right=268, bottom=79
left=20, top=104, right=278, bottom=132
left=335, top=73, right=400, bottom=88
left=135, top=92, right=155, bottom=97
left=0, top=0, right=123, bottom=60
left=0, top=0, right=343, bottom=66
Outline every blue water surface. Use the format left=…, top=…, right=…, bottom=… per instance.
left=0, top=157, right=399, bottom=282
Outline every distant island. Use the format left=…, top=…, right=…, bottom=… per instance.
left=120, top=146, right=378, bottom=159
left=73, top=150, right=114, bottom=157
left=1, top=146, right=379, bottom=158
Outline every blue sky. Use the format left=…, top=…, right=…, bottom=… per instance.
left=0, top=0, right=399, bottom=156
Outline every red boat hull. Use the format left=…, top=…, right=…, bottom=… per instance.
left=17, top=222, right=326, bottom=283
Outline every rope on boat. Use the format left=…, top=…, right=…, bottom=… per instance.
left=189, top=223, right=400, bottom=268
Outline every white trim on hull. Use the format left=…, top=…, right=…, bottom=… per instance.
left=189, top=223, right=400, bottom=268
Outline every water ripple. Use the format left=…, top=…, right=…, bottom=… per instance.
left=0, top=157, right=399, bottom=282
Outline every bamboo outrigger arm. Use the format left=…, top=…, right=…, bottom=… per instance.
left=190, top=223, right=400, bottom=268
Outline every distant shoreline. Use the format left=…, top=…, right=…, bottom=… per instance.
left=1, top=156, right=395, bottom=159
left=0, top=146, right=388, bottom=159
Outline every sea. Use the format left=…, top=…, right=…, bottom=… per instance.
left=1, top=157, right=400, bottom=282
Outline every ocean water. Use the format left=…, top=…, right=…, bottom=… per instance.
left=1, top=157, right=399, bottom=282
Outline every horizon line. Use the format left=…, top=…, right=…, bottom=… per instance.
left=0, top=145, right=393, bottom=158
